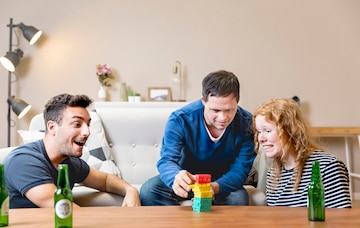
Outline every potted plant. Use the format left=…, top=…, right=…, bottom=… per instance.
left=96, top=64, right=114, bottom=101
left=128, top=90, right=141, bottom=102
left=134, top=93, right=141, bottom=102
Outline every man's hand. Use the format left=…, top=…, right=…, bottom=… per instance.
left=82, top=168, right=141, bottom=207
left=122, top=186, right=141, bottom=207
left=172, top=170, right=195, bottom=198
left=210, top=182, right=220, bottom=198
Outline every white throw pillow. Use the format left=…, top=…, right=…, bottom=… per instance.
left=17, top=111, right=121, bottom=178
left=17, top=130, right=45, bottom=144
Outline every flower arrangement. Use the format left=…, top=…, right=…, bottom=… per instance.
left=96, top=64, right=114, bottom=87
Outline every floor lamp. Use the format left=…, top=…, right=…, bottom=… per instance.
left=0, top=18, right=42, bottom=146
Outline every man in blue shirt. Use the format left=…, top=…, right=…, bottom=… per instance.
left=140, top=70, right=256, bottom=205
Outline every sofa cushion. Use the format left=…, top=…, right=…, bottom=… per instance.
left=72, top=185, right=124, bottom=207
left=17, top=111, right=121, bottom=177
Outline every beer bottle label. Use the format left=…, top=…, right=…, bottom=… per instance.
left=55, top=199, right=72, bottom=219
left=1, top=197, right=9, bottom=216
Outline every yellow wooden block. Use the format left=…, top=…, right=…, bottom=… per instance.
left=193, top=191, right=213, bottom=198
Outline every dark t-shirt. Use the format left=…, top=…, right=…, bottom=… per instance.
left=3, top=140, right=90, bottom=208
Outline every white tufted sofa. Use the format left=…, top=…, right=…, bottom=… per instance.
left=0, top=102, right=267, bottom=206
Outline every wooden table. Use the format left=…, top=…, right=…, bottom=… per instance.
left=7, top=206, right=360, bottom=227
left=311, top=127, right=360, bottom=200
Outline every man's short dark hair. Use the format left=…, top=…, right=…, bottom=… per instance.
left=43, top=93, right=93, bottom=126
left=202, top=70, right=240, bottom=102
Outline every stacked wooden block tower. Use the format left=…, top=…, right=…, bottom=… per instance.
left=190, top=174, right=212, bottom=212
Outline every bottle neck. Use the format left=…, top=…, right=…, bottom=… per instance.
left=0, top=164, right=5, bottom=188
left=57, top=164, right=70, bottom=188
left=311, top=161, right=321, bottom=181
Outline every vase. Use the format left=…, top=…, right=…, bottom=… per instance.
left=120, top=83, right=128, bottom=101
left=98, top=86, right=106, bottom=101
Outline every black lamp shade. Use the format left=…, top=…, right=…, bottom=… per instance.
left=19, top=23, right=42, bottom=45
left=7, top=97, right=31, bottom=119
left=0, top=49, right=24, bottom=72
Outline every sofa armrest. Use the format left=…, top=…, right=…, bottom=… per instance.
left=73, top=185, right=123, bottom=207
left=244, top=185, right=267, bottom=206
left=0, top=147, right=17, bottom=163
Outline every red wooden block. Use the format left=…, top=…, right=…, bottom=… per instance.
left=195, top=174, right=211, bottom=184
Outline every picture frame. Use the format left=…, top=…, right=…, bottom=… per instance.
left=148, top=87, right=172, bottom=101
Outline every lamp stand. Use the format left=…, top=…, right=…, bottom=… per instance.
left=7, top=72, right=12, bottom=147
left=6, top=18, right=14, bottom=147
left=2, top=18, right=38, bottom=146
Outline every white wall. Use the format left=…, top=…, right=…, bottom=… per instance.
left=0, top=0, right=359, bottom=197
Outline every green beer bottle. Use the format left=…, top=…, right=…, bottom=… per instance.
left=308, top=161, right=325, bottom=221
left=54, top=164, right=72, bottom=228
left=0, top=164, right=9, bottom=227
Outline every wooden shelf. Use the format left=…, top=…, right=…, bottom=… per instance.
left=310, top=126, right=360, bottom=200
left=311, top=127, right=360, bottom=136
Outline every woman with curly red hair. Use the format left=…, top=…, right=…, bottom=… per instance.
left=253, top=98, right=351, bottom=208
